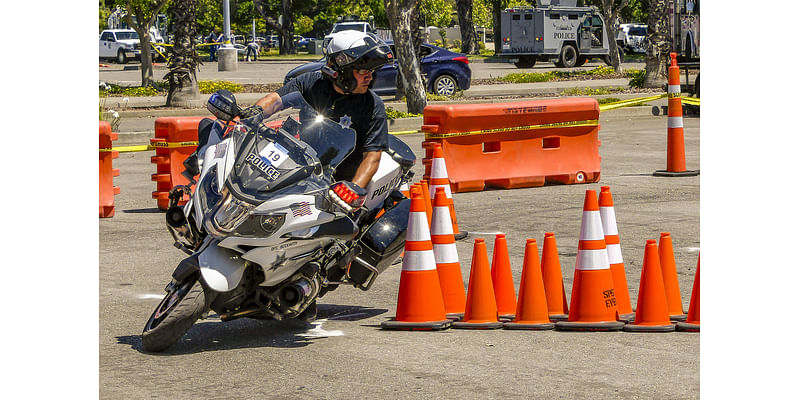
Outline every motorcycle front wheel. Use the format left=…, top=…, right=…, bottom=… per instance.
left=141, top=275, right=212, bottom=352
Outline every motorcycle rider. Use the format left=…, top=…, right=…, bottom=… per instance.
left=245, top=31, right=394, bottom=190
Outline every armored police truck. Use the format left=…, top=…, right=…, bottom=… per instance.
left=498, top=0, right=611, bottom=68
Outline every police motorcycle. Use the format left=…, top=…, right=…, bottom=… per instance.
left=141, top=90, right=416, bottom=352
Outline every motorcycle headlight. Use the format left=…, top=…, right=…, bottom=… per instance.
left=230, top=213, right=286, bottom=237
left=197, top=166, right=222, bottom=211
left=208, top=191, right=256, bottom=234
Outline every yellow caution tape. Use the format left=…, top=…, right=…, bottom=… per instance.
left=151, top=141, right=199, bottom=148
left=682, top=97, right=700, bottom=106
left=105, top=94, right=695, bottom=151
left=424, top=119, right=599, bottom=139
left=598, top=93, right=668, bottom=112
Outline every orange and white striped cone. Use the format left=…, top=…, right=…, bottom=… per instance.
left=452, top=238, right=504, bottom=329
left=428, top=143, right=467, bottom=240
left=431, top=187, right=467, bottom=320
left=541, top=232, right=569, bottom=321
left=598, top=186, right=635, bottom=322
left=658, top=232, right=687, bottom=321
left=623, top=239, right=676, bottom=332
left=419, top=180, right=433, bottom=228
left=654, top=52, right=699, bottom=177
left=555, top=190, right=625, bottom=331
left=676, top=254, right=700, bottom=332
left=504, top=239, right=554, bottom=330
left=381, top=188, right=452, bottom=331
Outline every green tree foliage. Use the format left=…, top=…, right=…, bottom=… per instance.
left=100, top=0, right=113, bottom=30
left=421, top=0, right=453, bottom=28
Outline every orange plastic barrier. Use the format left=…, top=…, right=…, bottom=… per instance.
left=150, top=116, right=206, bottom=210
left=150, top=117, right=283, bottom=210
left=421, top=98, right=601, bottom=192
left=99, top=121, right=120, bottom=218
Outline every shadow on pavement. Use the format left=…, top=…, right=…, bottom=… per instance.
left=117, top=304, right=388, bottom=355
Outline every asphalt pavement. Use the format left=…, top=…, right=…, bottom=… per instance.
left=98, top=66, right=700, bottom=397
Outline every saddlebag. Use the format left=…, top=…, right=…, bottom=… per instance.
left=348, top=198, right=410, bottom=290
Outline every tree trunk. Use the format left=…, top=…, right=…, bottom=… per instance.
left=279, top=0, right=296, bottom=55
left=491, top=0, right=502, bottom=52
left=385, top=0, right=427, bottom=114
left=644, top=0, right=669, bottom=88
left=456, top=0, right=478, bottom=54
left=598, top=1, right=628, bottom=73
left=124, top=1, right=168, bottom=87
left=165, top=0, right=202, bottom=108
left=255, top=0, right=296, bottom=55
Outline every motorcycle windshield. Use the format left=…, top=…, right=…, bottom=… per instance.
left=227, top=92, right=357, bottom=203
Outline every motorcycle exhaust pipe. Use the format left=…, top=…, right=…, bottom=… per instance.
left=279, top=279, right=313, bottom=308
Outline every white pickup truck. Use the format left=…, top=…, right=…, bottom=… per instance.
left=99, top=29, right=141, bottom=64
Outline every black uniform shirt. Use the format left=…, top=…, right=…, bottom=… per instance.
left=276, top=70, right=389, bottom=181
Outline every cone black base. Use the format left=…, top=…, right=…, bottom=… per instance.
left=623, top=323, right=676, bottom=333
left=445, top=313, right=464, bottom=321
left=453, top=231, right=468, bottom=240
left=503, top=321, right=555, bottom=330
left=669, top=314, right=688, bottom=322
left=555, top=320, right=625, bottom=332
left=675, top=322, right=699, bottom=332
left=498, top=314, right=515, bottom=322
left=381, top=319, right=452, bottom=331
left=617, top=312, right=636, bottom=323
left=548, top=314, right=569, bottom=322
left=452, top=321, right=504, bottom=330
left=653, top=170, right=700, bottom=177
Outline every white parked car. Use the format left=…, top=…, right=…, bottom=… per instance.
left=99, top=29, right=141, bottom=64
left=616, top=24, right=648, bottom=54
left=322, top=22, right=375, bottom=49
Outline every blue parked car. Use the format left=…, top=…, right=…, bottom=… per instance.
left=284, top=41, right=472, bottom=97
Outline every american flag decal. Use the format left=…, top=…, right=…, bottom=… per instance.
left=291, top=202, right=312, bottom=217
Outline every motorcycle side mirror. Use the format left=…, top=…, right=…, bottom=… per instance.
left=207, top=90, right=239, bottom=122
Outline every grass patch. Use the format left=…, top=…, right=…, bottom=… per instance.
left=560, top=86, right=626, bottom=96
left=385, top=107, right=421, bottom=119
left=597, top=97, right=621, bottom=105
left=500, top=66, right=620, bottom=83
left=625, top=68, right=646, bottom=88
left=198, top=80, right=244, bottom=94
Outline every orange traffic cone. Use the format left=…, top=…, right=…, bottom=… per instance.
left=399, top=181, right=410, bottom=198
left=654, top=52, right=699, bottom=177
left=555, top=190, right=624, bottom=331
left=598, top=186, right=635, bottom=322
left=431, top=187, right=467, bottom=320
left=381, top=188, right=451, bottom=331
left=623, top=239, right=675, bottom=332
left=452, top=238, right=503, bottom=329
left=504, top=239, right=554, bottom=330
left=419, top=180, right=433, bottom=227
left=658, top=232, right=686, bottom=321
left=541, top=232, right=569, bottom=321
left=490, top=234, right=517, bottom=321
left=428, top=143, right=467, bottom=240
left=676, top=254, right=700, bottom=332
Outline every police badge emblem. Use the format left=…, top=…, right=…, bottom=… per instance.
left=339, top=115, right=353, bottom=129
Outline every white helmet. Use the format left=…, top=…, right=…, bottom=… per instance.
left=322, top=31, right=393, bottom=94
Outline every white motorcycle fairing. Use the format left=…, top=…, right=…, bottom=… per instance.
left=197, top=239, right=247, bottom=292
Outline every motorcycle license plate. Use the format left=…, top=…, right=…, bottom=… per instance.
left=259, top=142, right=289, bottom=167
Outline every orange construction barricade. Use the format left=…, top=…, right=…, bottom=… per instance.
left=150, top=116, right=283, bottom=210
left=99, top=121, right=120, bottom=218
left=150, top=116, right=205, bottom=210
left=421, top=98, right=601, bottom=192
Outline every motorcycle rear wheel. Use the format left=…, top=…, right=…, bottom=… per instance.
left=141, top=275, right=211, bottom=352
